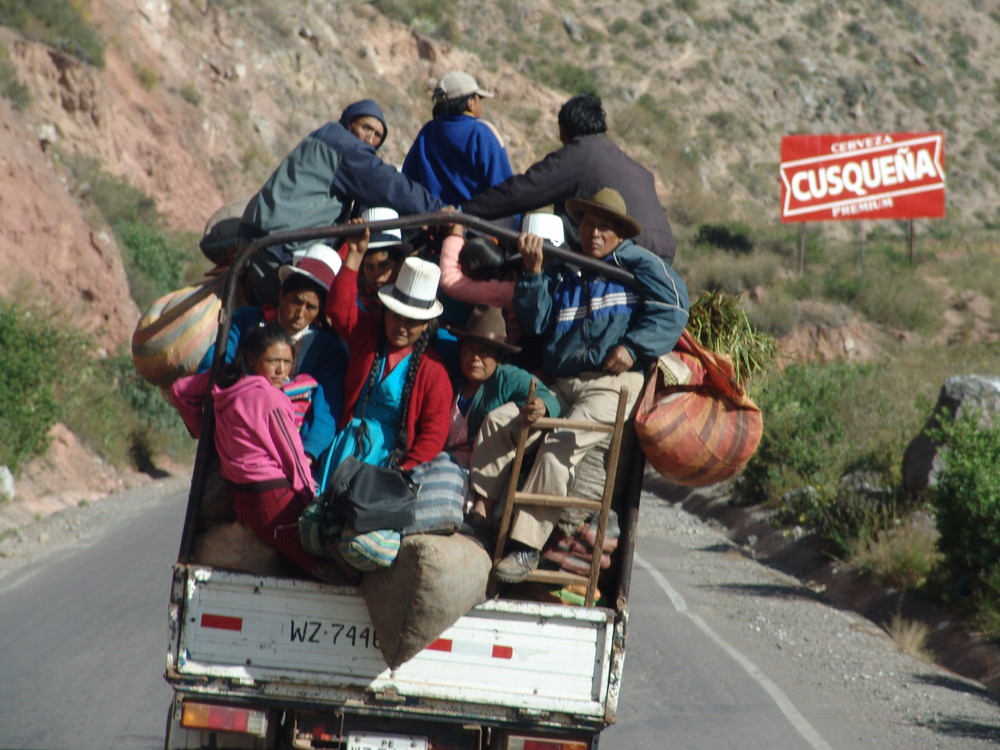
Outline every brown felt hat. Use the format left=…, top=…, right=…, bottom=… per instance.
left=565, top=187, right=643, bottom=239
left=447, top=304, right=520, bottom=354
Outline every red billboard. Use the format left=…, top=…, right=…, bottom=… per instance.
left=779, top=132, right=945, bottom=222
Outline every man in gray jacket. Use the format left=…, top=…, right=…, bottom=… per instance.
left=461, top=94, right=676, bottom=263
left=240, top=99, right=444, bottom=305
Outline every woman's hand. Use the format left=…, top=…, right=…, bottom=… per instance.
left=517, top=233, right=544, bottom=274
left=522, top=396, right=547, bottom=425
left=344, top=217, right=369, bottom=271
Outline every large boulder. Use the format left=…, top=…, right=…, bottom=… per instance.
left=902, top=375, right=1000, bottom=497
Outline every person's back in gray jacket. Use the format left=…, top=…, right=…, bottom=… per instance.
left=241, top=100, right=443, bottom=305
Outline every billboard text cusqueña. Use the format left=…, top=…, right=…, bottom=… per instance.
left=780, top=132, right=945, bottom=222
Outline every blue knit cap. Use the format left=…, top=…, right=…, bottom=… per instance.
left=339, top=99, right=388, bottom=149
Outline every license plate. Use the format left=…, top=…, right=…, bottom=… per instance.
left=346, top=732, right=429, bottom=750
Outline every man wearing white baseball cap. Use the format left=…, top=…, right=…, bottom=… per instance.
left=402, top=71, right=514, bottom=206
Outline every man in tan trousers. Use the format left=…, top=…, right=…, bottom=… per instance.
left=492, top=188, right=689, bottom=583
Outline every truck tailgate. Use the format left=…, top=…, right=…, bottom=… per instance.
left=169, top=565, right=621, bottom=720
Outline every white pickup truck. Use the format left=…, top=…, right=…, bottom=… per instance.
left=163, top=214, right=646, bottom=750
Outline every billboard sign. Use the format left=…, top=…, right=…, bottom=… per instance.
left=780, top=132, right=945, bottom=222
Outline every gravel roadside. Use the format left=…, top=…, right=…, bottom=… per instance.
left=637, top=476, right=1000, bottom=748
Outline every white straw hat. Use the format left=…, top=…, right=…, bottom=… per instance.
left=361, top=206, right=404, bottom=249
left=522, top=212, right=566, bottom=247
left=378, top=257, right=444, bottom=320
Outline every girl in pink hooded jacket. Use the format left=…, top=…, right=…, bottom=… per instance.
left=171, top=323, right=325, bottom=577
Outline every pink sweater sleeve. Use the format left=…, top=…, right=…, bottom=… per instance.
left=169, top=372, right=211, bottom=438
left=439, top=234, right=516, bottom=310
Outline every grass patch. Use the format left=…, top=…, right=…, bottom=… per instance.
left=885, top=614, right=933, bottom=661
left=680, top=249, right=784, bottom=298
left=0, top=42, right=30, bottom=110
left=0, top=0, right=105, bottom=67
left=66, top=156, right=203, bottom=310
left=0, top=300, right=192, bottom=476
left=852, top=512, right=942, bottom=590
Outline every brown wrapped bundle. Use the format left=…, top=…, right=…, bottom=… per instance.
left=361, top=533, right=492, bottom=669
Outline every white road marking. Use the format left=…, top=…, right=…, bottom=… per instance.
left=635, top=552, right=835, bottom=750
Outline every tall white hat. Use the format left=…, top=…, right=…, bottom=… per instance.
left=361, top=206, right=404, bottom=249
left=522, top=212, right=565, bottom=247
left=378, top=257, right=444, bottom=320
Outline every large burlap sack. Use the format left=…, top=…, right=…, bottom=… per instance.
left=131, top=274, right=224, bottom=387
left=360, top=533, right=491, bottom=668
left=635, top=329, right=763, bottom=487
left=192, top=520, right=286, bottom=576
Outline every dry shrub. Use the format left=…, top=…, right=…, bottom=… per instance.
left=885, top=614, right=933, bottom=662
left=851, top=512, right=942, bottom=590
left=680, top=249, right=785, bottom=297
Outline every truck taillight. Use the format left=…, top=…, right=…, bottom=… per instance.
left=507, top=737, right=589, bottom=750
left=180, top=701, right=268, bottom=737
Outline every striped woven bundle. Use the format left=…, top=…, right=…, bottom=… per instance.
left=131, top=274, right=224, bottom=387
left=635, top=329, right=763, bottom=487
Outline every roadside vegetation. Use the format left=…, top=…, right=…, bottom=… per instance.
left=0, top=158, right=204, bottom=484
left=680, top=221, right=1000, bottom=641
left=0, top=0, right=104, bottom=68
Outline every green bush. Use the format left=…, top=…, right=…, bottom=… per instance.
left=115, top=220, right=183, bottom=310
left=70, top=157, right=160, bottom=227
left=733, top=360, right=906, bottom=555
left=0, top=0, right=105, bottom=67
left=932, top=412, right=1000, bottom=586
left=533, top=61, right=599, bottom=95
left=736, top=362, right=871, bottom=507
left=0, top=42, right=30, bottom=110
left=695, top=222, right=754, bottom=253
left=0, top=300, right=192, bottom=476
left=0, top=302, right=75, bottom=471
left=67, top=157, right=202, bottom=310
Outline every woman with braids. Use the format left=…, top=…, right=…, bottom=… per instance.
left=171, top=323, right=333, bottom=579
left=325, top=225, right=452, bottom=471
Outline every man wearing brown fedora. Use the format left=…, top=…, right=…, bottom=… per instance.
left=493, top=187, right=689, bottom=583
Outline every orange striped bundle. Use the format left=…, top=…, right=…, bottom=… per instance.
left=635, top=330, right=763, bottom=487
left=131, top=274, right=225, bottom=387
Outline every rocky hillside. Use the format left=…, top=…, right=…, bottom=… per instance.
left=0, top=0, right=998, bottom=498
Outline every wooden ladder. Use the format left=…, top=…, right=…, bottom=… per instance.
left=490, top=381, right=630, bottom=606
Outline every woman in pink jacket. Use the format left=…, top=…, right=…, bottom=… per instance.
left=171, top=323, right=326, bottom=578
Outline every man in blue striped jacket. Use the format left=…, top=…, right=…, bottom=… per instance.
left=494, top=188, right=689, bottom=583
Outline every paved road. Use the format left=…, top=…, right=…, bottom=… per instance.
left=1, top=479, right=998, bottom=749
left=0, top=484, right=182, bottom=750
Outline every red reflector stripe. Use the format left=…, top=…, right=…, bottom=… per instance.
left=492, top=644, right=513, bottom=659
left=427, top=638, right=453, bottom=652
left=201, top=613, right=244, bottom=631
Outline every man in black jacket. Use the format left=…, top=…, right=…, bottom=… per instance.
left=460, top=94, right=676, bottom=263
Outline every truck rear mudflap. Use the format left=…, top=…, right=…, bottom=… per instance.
left=168, top=565, right=624, bottom=726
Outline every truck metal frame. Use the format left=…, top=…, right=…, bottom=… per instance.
left=165, top=214, right=646, bottom=750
